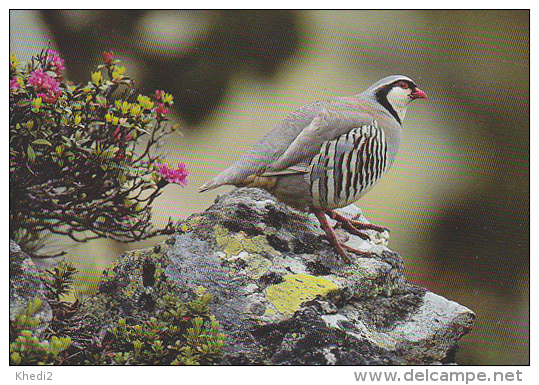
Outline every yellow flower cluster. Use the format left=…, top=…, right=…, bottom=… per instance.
left=115, top=100, right=132, bottom=115
left=105, top=112, right=120, bottom=125
left=137, top=95, right=154, bottom=111
left=112, top=65, right=126, bottom=80
left=31, top=97, right=42, bottom=112
left=91, top=71, right=102, bottom=85
left=130, top=104, right=141, bottom=117
left=163, top=93, right=174, bottom=104
left=10, top=53, right=19, bottom=69
left=105, top=92, right=157, bottom=125
left=111, top=100, right=142, bottom=118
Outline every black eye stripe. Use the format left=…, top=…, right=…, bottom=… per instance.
left=391, top=79, right=415, bottom=89
left=374, top=79, right=415, bottom=125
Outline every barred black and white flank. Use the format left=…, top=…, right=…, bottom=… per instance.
left=309, top=121, right=388, bottom=210
left=200, top=75, right=427, bottom=263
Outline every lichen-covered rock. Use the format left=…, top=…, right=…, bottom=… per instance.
left=77, top=187, right=475, bottom=364
left=9, top=240, right=53, bottom=338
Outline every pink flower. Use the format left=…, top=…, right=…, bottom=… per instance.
left=155, top=89, right=165, bottom=99
left=37, top=91, right=61, bottom=103
left=157, top=162, right=189, bottom=186
left=28, top=68, right=62, bottom=103
left=103, top=51, right=114, bottom=66
left=10, top=77, right=21, bottom=91
left=46, top=49, right=65, bottom=74
left=28, top=68, right=60, bottom=93
left=112, top=127, right=121, bottom=141
left=156, top=103, right=168, bottom=118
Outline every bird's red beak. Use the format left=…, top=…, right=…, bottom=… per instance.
left=411, top=87, right=427, bottom=99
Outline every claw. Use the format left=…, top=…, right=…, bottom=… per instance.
left=313, top=210, right=379, bottom=263
left=340, top=243, right=376, bottom=258
left=327, top=210, right=389, bottom=235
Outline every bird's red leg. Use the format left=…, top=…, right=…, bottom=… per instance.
left=313, top=210, right=374, bottom=263
left=327, top=210, right=389, bottom=234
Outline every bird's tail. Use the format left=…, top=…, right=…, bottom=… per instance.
left=198, top=178, right=222, bottom=193
left=198, top=165, right=243, bottom=193
left=199, top=151, right=268, bottom=193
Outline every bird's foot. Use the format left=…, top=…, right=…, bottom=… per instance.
left=340, top=242, right=376, bottom=259
left=314, top=210, right=377, bottom=264
left=328, top=233, right=377, bottom=263
left=327, top=210, right=389, bottom=238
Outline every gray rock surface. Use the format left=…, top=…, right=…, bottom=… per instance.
left=78, top=187, right=475, bottom=364
left=9, top=240, right=53, bottom=338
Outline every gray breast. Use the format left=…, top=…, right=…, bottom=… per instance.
left=307, top=121, right=389, bottom=210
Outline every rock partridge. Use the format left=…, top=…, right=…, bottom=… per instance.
left=199, top=75, right=427, bottom=263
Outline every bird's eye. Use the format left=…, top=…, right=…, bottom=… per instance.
left=396, top=81, right=409, bottom=89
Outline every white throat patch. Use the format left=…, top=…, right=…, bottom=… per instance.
left=386, top=86, right=412, bottom=122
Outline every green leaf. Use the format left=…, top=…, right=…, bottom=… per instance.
left=27, top=146, right=35, bottom=163
left=96, top=95, right=107, bottom=109
left=32, top=139, right=52, bottom=146
left=133, top=126, right=151, bottom=135
left=16, top=99, right=31, bottom=108
left=101, top=147, right=119, bottom=160
left=43, top=117, right=56, bottom=128
left=65, top=84, right=76, bottom=95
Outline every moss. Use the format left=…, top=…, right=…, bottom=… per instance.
left=265, top=274, right=339, bottom=315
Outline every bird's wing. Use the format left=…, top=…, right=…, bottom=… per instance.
left=199, top=97, right=376, bottom=192
left=266, top=106, right=376, bottom=173
left=199, top=100, right=327, bottom=191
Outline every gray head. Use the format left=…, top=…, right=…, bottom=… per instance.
left=363, top=75, right=427, bottom=124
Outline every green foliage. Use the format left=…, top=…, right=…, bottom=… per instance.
left=100, top=293, right=226, bottom=365
left=10, top=298, right=72, bottom=365
left=10, top=298, right=42, bottom=341
left=9, top=272, right=226, bottom=365
left=9, top=48, right=180, bottom=257
left=41, top=261, right=77, bottom=300
left=172, top=316, right=226, bottom=365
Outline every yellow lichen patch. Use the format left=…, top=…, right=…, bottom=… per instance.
left=213, top=224, right=228, bottom=238
left=213, top=224, right=279, bottom=260
left=179, top=216, right=202, bottom=233
left=265, top=307, right=276, bottom=316
left=243, top=235, right=277, bottom=255
left=214, top=225, right=242, bottom=259
left=265, top=274, right=339, bottom=315
left=103, top=248, right=170, bottom=300
left=245, top=255, right=273, bottom=279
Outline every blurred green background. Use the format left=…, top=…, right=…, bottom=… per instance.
left=10, top=10, right=529, bottom=365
